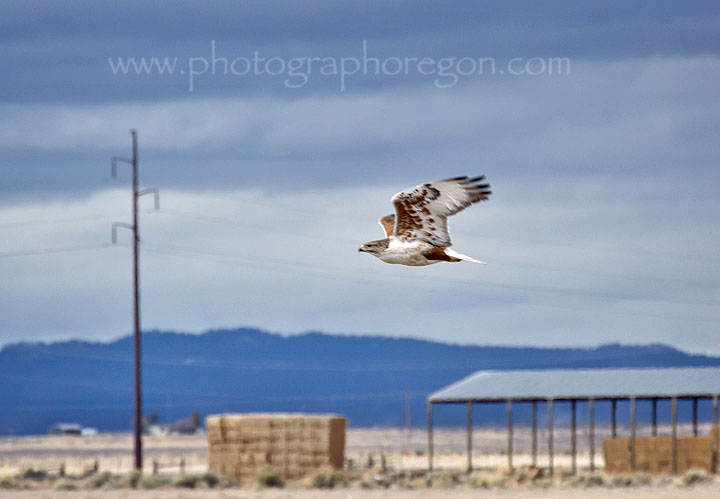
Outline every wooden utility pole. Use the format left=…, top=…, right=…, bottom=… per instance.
left=111, top=130, right=158, bottom=471
left=466, top=401, right=473, bottom=472
left=404, top=393, right=412, bottom=455
left=427, top=402, right=433, bottom=471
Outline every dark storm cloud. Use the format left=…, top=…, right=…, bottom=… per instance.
left=1, top=0, right=719, bottom=103
left=1, top=53, right=719, bottom=201
left=1, top=2, right=719, bottom=351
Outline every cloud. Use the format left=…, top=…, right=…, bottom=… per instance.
left=1, top=55, right=719, bottom=215
left=1, top=55, right=718, bottom=161
left=1, top=4, right=719, bottom=354
left=0, top=180, right=718, bottom=353
left=2, top=1, right=719, bottom=104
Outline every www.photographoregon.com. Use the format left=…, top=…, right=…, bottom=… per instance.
left=107, top=40, right=571, bottom=92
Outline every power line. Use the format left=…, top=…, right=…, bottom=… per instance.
left=142, top=239, right=719, bottom=306
left=189, top=193, right=720, bottom=264
left=158, top=208, right=357, bottom=245
left=0, top=199, right=716, bottom=334
left=156, top=207, right=716, bottom=289
left=0, top=212, right=136, bottom=229
left=139, top=240, right=720, bottom=325
left=0, top=243, right=112, bottom=259
left=1, top=236, right=713, bottom=326
left=0, top=238, right=713, bottom=343
left=2, top=198, right=712, bottom=287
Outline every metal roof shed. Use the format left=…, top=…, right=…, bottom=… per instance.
left=426, top=367, right=720, bottom=475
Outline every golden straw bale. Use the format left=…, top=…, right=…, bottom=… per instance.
left=603, top=436, right=713, bottom=474
left=206, top=415, right=224, bottom=442
left=223, top=414, right=245, bottom=428
left=707, top=425, right=719, bottom=440
left=286, top=417, right=304, bottom=430
left=602, top=437, right=630, bottom=473
left=206, top=412, right=347, bottom=484
left=678, top=436, right=712, bottom=472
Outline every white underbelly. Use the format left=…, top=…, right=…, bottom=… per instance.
left=378, top=239, right=439, bottom=266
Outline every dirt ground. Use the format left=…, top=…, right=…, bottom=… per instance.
left=2, top=486, right=720, bottom=499
left=0, top=424, right=708, bottom=476
left=1, top=425, right=717, bottom=497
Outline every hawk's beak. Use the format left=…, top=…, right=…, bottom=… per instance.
left=358, top=246, right=367, bottom=252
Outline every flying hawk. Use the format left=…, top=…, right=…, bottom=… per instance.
left=359, top=176, right=492, bottom=266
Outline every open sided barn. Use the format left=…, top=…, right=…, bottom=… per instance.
left=427, top=367, right=720, bottom=475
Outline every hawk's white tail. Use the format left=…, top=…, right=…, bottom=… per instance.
left=444, top=248, right=488, bottom=265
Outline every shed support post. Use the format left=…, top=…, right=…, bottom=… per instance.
left=507, top=399, right=513, bottom=472
left=547, top=399, right=554, bottom=476
left=589, top=398, right=595, bottom=472
left=427, top=401, right=434, bottom=472
left=571, top=399, right=577, bottom=475
left=671, top=396, right=678, bottom=475
left=630, top=397, right=636, bottom=472
left=531, top=400, right=538, bottom=468
left=466, top=401, right=473, bottom=473
left=713, top=395, right=719, bottom=474
left=652, top=398, right=658, bottom=436
left=611, top=399, right=617, bottom=438
left=692, top=397, right=698, bottom=437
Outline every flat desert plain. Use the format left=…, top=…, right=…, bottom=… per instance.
left=2, top=485, right=720, bottom=498
left=2, top=425, right=719, bottom=498
left=1, top=425, right=609, bottom=475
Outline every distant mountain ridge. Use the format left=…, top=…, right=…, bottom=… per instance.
left=1, top=328, right=719, bottom=435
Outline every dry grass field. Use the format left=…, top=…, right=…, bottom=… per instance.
left=2, top=487, right=720, bottom=499
left=1, top=426, right=608, bottom=476
left=2, top=423, right=711, bottom=475
left=1, top=424, right=719, bottom=498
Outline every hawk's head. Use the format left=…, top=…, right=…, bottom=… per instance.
left=358, top=239, right=389, bottom=256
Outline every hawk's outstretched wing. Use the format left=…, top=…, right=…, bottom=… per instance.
left=378, top=215, right=395, bottom=238
left=391, top=176, right=491, bottom=247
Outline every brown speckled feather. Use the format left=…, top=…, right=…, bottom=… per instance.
left=377, top=215, right=395, bottom=238
left=391, top=176, right=491, bottom=247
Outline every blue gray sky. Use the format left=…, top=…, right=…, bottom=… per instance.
left=1, top=1, right=719, bottom=353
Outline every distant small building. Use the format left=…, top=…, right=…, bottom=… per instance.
left=49, top=423, right=83, bottom=435
left=80, top=427, right=98, bottom=436
left=147, top=424, right=169, bottom=436
left=169, top=411, right=203, bottom=434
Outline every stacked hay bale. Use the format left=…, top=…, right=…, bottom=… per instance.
left=206, top=413, right=346, bottom=484
left=602, top=437, right=631, bottom=473
left=603, top=435, right=714, bottom=473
